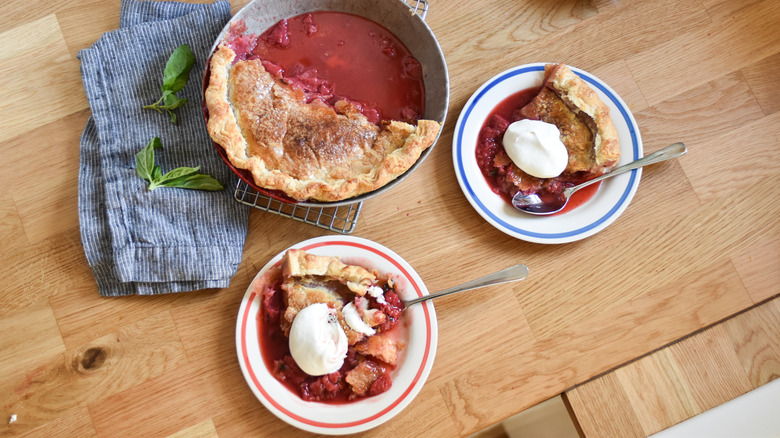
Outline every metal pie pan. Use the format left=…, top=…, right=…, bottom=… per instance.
left=202, top=0, right=449, bottom=207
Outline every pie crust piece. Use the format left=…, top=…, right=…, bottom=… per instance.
left=282, top=248, right=375, bottom=297
left=259, top=249, right=405, bottom=399
left=205, top=44, right=441, bottom=202
left=279, top=249, right=382, bottom=345
left=519, top=63, right=620, bottom=174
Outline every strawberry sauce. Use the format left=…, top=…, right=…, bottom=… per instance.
left=475, top=88, right=600, bottom=214
left=226, top=11, right=425, bottom=125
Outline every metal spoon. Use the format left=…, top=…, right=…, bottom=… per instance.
left=512, top=142, right=688, bottom=215
left=403, top=263, right=529, bottom=309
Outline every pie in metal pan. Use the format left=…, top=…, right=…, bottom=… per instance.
left=202, top=0, right=449, bottom=206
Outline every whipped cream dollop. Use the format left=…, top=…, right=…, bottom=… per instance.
left=367, top=285, right=386, bottom=304
left=502, top=119, right=568, bottom=178
left=289, top=303, right=348, bottom=376
left=342, top=302, right=376, bottom=336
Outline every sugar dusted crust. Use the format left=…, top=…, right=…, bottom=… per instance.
left=282, top=249, right=375, bottom=296
left=542, top=63, right=621, bottom=171
left=519, top=85, right=595, bottom=173
left=279, top=249, right=381, bottom=343
left=205, top=44, right=441, bottom=202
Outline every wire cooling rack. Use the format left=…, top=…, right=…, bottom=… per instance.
left=404, top=0, right=429, bottom=19
left=233, top=180, right=363, bottom=234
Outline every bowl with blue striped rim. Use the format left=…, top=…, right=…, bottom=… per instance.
left=453, top=63, right=643, bottom=244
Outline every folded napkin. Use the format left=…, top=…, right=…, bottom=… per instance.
left=78, top=0, right=249, bottom=296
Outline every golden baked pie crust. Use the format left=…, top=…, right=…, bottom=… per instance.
left=278, top=249, right=387, bottom=346
left=541, top=63, right=620, bottom=172
left=205, top=44, right=441, bottom=202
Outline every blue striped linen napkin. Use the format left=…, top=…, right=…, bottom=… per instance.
left=77, top=0, right=249, bottom=296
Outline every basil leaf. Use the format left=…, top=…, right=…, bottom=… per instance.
left=163, top=94, right=188, bottom=110
left=159, top=173, right=225, bottom=191
left=156, top=166, right=200, bottom=184
left=162, top=44, right=195, bottom=94
left=144, top=44, right=195, bottom=124
left=135, top=137, right=163, bottom=183
left=135, top=137, right=223, bottom=192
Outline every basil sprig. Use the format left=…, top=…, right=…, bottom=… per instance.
left=143, top=44, right=196, bottom=124
left=135, top=137, right=224, bottom=191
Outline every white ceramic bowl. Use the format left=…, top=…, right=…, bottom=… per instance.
left=236, top=236, right=438, bottom=434
left=453, top=63, right=643, bottom=244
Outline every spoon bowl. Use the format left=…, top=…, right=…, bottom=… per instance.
left=512, top=142, right=687, bottom=215
left=403, top=263, right=529, bottom=309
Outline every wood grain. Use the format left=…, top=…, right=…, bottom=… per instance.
left=15, top=407, right=98, bottom=438
left=166, top=419, right=219, bottom=438
left=628, top=0, right=780, bottom=106
left=1, top=0, right=778, bottom=436
left=0, top=14, right=87, bottom=144
left=0, top=300, right=65, bottom=383
left=724, top=299, right=780, bottom=387
left=730, top=239, right=780, bottom=303
left=670, top=325, right=754, bottom=411
left=1, top=310, right=188, bottom=436
left=566, top=297, right=780, bottom=437
left=620, top=349, right=702, bottom=434
left=564, top=373, right=645, bottom=438
left=742, top=52, right=780, bottom=116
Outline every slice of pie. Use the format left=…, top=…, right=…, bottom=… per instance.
left=279, top=249, right=396, bottom=347
left=279, top=248, right=374, bottom=336
left=257, top=248, right=406, bottom=401
left=205, top=44, right=441, bottom=202
left=519, top=63, right=620, bottom=174
left=483, top=63, right=621, bottom=200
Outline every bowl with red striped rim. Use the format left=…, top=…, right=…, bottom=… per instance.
left=236, top=235, right=438, bottom=434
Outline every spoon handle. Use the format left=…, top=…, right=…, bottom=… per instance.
left=566, top=142, right=688, bottom=195
left=403, top=264, right=529, bottom=307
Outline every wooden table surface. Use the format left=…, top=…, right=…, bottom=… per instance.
left=2, top=0, right=779, bottom=436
